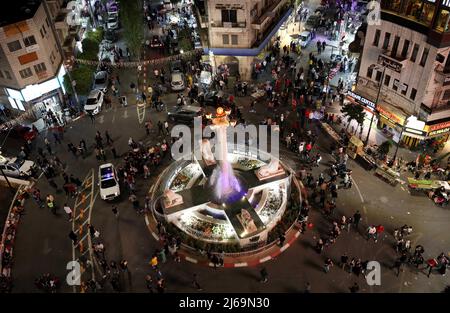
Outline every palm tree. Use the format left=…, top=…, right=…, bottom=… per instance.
left=340, top=102, right=366, bottom=133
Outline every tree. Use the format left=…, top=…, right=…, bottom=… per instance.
left=63, top=65, right=95, bottom=96
left=119, top=0, right=144, bottom=61
left=340, top=102, right=366, bottom=133
left=78, top=38, right=99, bottom=61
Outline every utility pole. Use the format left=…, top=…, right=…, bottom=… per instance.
left=42, top=0, right=80, bottom=110
left=364, top=65, right=385, bottom=146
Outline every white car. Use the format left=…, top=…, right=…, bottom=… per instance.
left=99, top=163, right=120, bottom=200
left=107, top=13, right=119, bottom=30
left=298, top=31, right=312, bottom=48
left=171, top=72, right=185, bottom=91
left=0, top=156, right=35, bottom=179
left=84, top=90, right=104, bottom=115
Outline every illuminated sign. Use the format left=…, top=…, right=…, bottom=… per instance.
left=429, top=120, right=450, bottom=131
left=377, top=106, right=404, bottom=125
left=347, top=91, right=376, bottom=110
left=377, top=55, right=402, bottom=72
left=428, top=127, right=450, bottom=137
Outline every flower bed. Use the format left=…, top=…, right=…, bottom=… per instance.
left=258, top=187, right=284, bottom=224
left=169, top=163, right=202, bottom=192
left=237, top=157, right=265, bottom=170
left=179, top=214, right=235, bottom=240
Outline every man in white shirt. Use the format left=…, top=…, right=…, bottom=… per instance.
left=63, top=203, right=73, bottom=221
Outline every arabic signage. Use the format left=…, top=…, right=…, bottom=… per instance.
left=429, top=120, right=450, bottom=131
left=428, top=127, right=450, bottom=137
left=377, top=55, right=402, bottom=73
left=346, top=91, right=376, bottom=111
left=377, top=106, right=404, bottom=125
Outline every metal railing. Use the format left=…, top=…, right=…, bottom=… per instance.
left=210, top=21, right=247, bottom=28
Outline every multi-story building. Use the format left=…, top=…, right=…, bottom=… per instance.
left=0, top=0, right=77, bottom=118
left=205, top=0, right=293, bottom=79
left=349, top=0, right=450, bottom=148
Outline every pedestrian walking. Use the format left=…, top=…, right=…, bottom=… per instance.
left=32, top=188, right=44, bottom=208
left=145, top=275, right=154, bottom=293
left=353, top=210, right=361, bottom=229
left=105, top=131, right=113, bottom=145
left=279, top=233, right=286, bottom=246
left=63, top=203, right=73, bottom=221
left=53, top=132, right=61, bottom=144
left=164, top=120, right=170, bottom=135
left=46, top=194, right=56, bottom=215
left=340, top=253, right=349, bottom=270
left=192, top=273, right=203, bottom=291
left=158, top=248, right=167, bottom=263
left=349, top=282, right=359, bottom=293
left=69, top=231, right=78, bottom=245
left=88, top=112, right=95, bottom=124
left=112, top=205, right=119, bottom=218
left=150, top=254, right=158, bottom=269
left=260, top=267, right=268, bottom=283
left=100, top=148, right=107, bottom=162
left=324, top=258, right=334, bottom=273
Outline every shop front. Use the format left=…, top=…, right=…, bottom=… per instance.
left=401, top=116, right=427, bottom=148
left=346, top=90, right=378, bottom=128
left=424, top=120, right=450, bottom=151
left=376, top=105, right=405, bottom=143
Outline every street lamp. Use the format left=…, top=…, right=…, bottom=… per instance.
left=364, top=64, right=386, bottom=146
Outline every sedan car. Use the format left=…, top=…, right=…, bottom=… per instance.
left=171, top=72, right=185, bottom=91
left=93, top=71, right=109, bottom=93
left=150, top=35, right=164, bottom=48
left=298, top=31, right=312, bottom=48
left=99, top=163, right=120, bottom=200
left=84, top=90, right=104, bottom=115
left=0, top=124, right=38, bottom=142
left=167, top=105, right=202, bottom=124
left=0, top=157, right=35, bottom=179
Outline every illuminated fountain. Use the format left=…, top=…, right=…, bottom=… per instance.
left=149, top=107, right=302, bottom=251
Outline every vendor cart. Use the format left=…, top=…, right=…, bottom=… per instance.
left=347, top=135, right=363, bottom=159
left=407, top=178, right=450, bottom=195
left=374, top=165, right=400, bottom=186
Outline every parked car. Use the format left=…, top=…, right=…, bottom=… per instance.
left=202, top=90, right=230, bottom=107
left=84, top=90, right=104, bottom=115
left=93, top=71, right=109, bottom=93
left=171, top=72, right=185, bottom=91
left=167, top=105, right=202, bottom=124
left=0, top=156, right=35, bottom=179
left=170, top=60, right=183, bottom=73
left=0, top=124, right=37, bottom=142
left=305, top=15, right=320, bottom=30
left=98, top=163, right=120, bottom=200
left=298, top=31, right=312, bottom=48
left=150, top=35, right=164, bottom=48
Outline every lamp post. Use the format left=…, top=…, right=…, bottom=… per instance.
left=364, top=64, right=386, bottom=146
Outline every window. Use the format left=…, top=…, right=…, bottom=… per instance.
left=34, top=62, right=47, bottom=73
left=40, top=29, right=44, bottom=38
left=401, top=40, right=410, bottom=58
left=443, top=89, right=450, bottom=100
left=46, top=18, right=50, bottom=27
left=382, top=32, right=391, bottom=50
left=435, top=8, right=450, bottom=32
left=4, top=70, right=11, bottom=79
left=401, top=84, right=408, bottom=95
left=410, top=43, right=419, bottom=62
left=23, top=35, right=37, bottom=47
left=19, top=68, right=33, bottom=79
left=373, top=29, right=381, bottom=46
left=384, top=74, right=391, bottom=86
left=7, top=40, right=22, bottom=52
left=393, top=79, right=399, bottom=91
left=222, top=34, right=229, bottom=45
left=231, top=35, right=238, bottom=45
left=410, top=88, right=417, bottom=100
left=375, top=70, right=382, bottom=82
left=0, top=71, right=4, bottom=79
left=391, top=36, right=400, bottom=57
left=420, top=47, right=429, bottom=66
left=366, top=67, right=373, bottom=79
left=221, top=9, right=237, bottom=23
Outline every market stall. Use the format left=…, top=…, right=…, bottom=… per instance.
left=347, top=135, right=363, bottom=159
left=375, top=164, right=400, bottom=186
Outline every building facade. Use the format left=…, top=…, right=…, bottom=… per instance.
left=0, top=0, right=79, bottom=119
left=205, top=0, right=292, bottom=79
left=351, top=0, right=450, bottom=148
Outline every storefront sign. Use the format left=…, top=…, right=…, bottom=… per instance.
left=25, top=44, right=39, bottom=53
left=428, top=127, right=450, bottom=137
left=377, top=55, right=402, bottom=73
left=346, top=91, right=376, bottom=110
left=429, top=120, right=450, bottom=131
left=377, top=106, right=404, bottom=125
left=404, top=127, right=426, bottom=136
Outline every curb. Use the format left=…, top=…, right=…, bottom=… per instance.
left=147, top=224, right=302, bottom=268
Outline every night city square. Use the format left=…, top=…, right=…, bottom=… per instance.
left=0, top=0, right=449, bottom=304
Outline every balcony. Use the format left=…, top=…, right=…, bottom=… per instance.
left=434, top=64, right=450, bottom=85
left=210, top=21, right=247, bottom=28
left=251, top=0, right=289, bottom=30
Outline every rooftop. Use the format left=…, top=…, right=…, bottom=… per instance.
left=0, top=0, right=41, bottom=28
